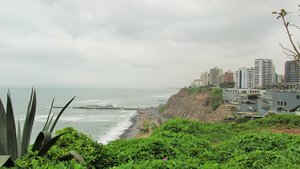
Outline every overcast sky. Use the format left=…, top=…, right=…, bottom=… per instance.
left=0, top=1, right=299, bottom=88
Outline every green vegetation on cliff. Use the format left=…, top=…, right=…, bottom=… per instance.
left=187, top=87, right=223, bottom=110
left=14, top=114, right=300, bottom=168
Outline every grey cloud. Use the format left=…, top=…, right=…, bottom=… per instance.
left=0, top=0, right=298, bottom=87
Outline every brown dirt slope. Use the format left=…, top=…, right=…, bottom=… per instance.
left=162, top=88, right=235, bottom=122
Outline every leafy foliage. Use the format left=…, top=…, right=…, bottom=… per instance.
left=243, top=113, right=300, bottom=129
left=0, top=89, right=74, bottom=166
left=14, top=114, right=300, bottom=168
left=187, top=86, right=210, bottom=95
left=16, top=127, right=109, bottom=168
left=210, top=88, right=223, bottom=110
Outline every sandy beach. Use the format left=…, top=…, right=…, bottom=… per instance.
left=120, top=106, right=167, bottom=139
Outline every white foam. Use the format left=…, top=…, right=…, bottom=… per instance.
left=98, top=110, right=137, bottom=145
left=35, top=115, right=50, bottom=122
left=35, top=114, right=115, bottom=123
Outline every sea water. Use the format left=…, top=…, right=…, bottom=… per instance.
left=0, top=88, right=178, bottom=144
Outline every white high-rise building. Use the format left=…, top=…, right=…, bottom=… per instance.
left=254, top=59, right=273, bottom=88
left=200, top=71, right=208, bottom=86
left=235, top=67, right=254, bottom=89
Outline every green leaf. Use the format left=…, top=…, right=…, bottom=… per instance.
left=32, top=131, right=52, bottom=152
left=17, top=120, right=21, bottom=158
left=50, top=97, right=75, bottom=132
left=6, top=91, right=18, bottom=160
left=60, top=151, right=85, bottom=164
left=0, top=155, right=14, bottom=167
left=0, top=99, right=7, bottom=155
left=42, top=98, right=55, bottom=131
left=44, top=113, right=55, bottom=132
left=21, top=89, right=37, bottom=156
left=37, top=132, right=67, bottom=156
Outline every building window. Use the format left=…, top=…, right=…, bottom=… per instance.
left=297, top=95, right=300, bottom=99
left=278, top=101, right=280, bottom=105
left=284, top=102, right=287, bottom=106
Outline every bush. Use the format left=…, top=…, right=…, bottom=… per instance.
left=210, top=88, right=223, bottom=110
left=113, top=158, right=202, bottom=169
left=155, top=118, right=237, bottom=143
left=216, top=132, right=296, bottom=163
left=106, top=137, right=177, bottom=167
left=16, top=127, right=110, bottom=169
left=151, top=131, right=214, bottom=161
left=14, top=114, right=300, bottom=168
left=244, top=114, right=300, bottom=129
left=224, top=150, right=279, bottom=169
left=187, top=87, right=210, bottom=95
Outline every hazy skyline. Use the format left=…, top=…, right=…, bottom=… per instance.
left=0, top=1, right=299, bottom=88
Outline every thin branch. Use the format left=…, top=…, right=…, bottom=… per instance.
left=291, top=24, right=300, bottom=30
left=283, top=51, right=296, bottom=60
left=279, top=43, right=297, bottom=55
left=281, top=14, right=300, bottom=57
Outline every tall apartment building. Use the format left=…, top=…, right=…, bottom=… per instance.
left=272, top=65, right=277, bottom=84
left=235, top=67, right=254, bottom=89
left=285, top=60, right=300, bottom=83
left=209, top=67, right=223, bottom=86
left=254, top=59, right=273, bottom=88
left=224, top=70, right=234, bottom=83
left=200, top=71, right=208, bottom=86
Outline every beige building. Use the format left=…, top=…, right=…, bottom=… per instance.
left=200, top=71, right=208, bottom=86
left=209, top=67, right=223, bottom=86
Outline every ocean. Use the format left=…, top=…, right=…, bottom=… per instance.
left=0, top=88, right=178, bottom=144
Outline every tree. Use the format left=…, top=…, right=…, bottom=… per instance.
left=273, top=7, right=300, bottom=62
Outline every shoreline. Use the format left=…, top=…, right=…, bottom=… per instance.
left=120, top=106, right=167, bottom=139
left=119, top=111, right=140, bottom=139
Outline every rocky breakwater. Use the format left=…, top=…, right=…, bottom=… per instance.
left=162, top=88, right=235, bottom=122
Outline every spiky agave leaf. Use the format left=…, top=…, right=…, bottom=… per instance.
left=44, top=113, right=55, bottom=132
left=0, top=99, right=7, bottom=155
left=42, top=98, right=55, bottom=131
left=6, top=91, right=18, bottom=160
left=0, top=155, right=14, bottom=167
left=37, top=132, right=67, bottom=156
left=32, top=131, right=52, bottom=152
left=50, top=97, right=75, bottom=132
left=17, top=120, right=21, bottom=158
left=20, top=89, right=37, bottom=156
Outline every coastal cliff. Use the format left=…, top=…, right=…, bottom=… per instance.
left=162, top=88, right=235, bottom=122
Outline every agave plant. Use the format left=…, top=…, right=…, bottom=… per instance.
left=0, top=89, right=75, bottom=163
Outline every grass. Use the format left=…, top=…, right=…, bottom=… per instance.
left=158, top=105, right=166, bottom=113
left=187, top=87, right=210, bottom=95
left=14, top=114, right=300, bottom=168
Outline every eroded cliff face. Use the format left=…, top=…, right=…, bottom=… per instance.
left=162, top=88, right=235, bottom=122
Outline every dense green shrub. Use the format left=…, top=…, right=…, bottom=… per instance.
left=16, top=127, right=110, bottom=169
left=151, top=131, right=212, bottom=158
left=187, top=87, right=210, bottom=95
left=14, top=114, right=300, bottom=168
left=106, top=137, right=177, bottom=167
left=210, top=88, right=223, bottom=110
left=155, top=118, right=237, bottom=143
left=113, top=158, right=202, bottom=169
left=224, top=150, right=279, bottom=169
left=243, top=114, right=300, bottom=129
left=216, top=132, right=298, bottom=163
